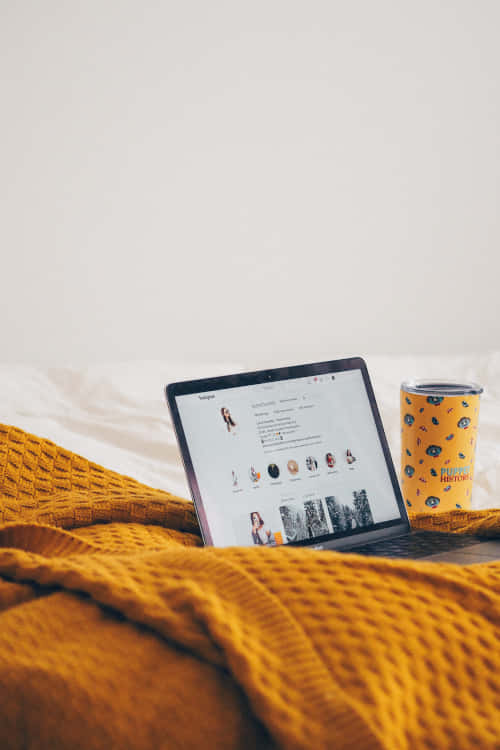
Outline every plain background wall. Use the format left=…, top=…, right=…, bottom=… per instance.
left=1, top=0, right=499, bottom=367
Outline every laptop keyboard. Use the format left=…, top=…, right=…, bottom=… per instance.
left=346, top=531, right=481, bottom=559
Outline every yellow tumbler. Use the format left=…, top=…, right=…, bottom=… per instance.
left=400, top=381, right=483, bottom=513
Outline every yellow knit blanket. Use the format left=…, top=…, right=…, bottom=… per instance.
left=1, top=424, right=500, bottom=750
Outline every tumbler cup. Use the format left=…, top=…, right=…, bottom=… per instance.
left=400, top=380, right=483, bottom=513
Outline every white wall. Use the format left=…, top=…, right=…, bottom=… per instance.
left=1, top=0, right=499, bottom=366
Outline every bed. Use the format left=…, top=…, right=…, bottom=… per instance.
left=1, top=354, right=499, bottom=749
left=1, top=353, right=498, bottom=506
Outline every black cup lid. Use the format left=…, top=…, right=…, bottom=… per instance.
left=401, top=379, right=483, bottom=396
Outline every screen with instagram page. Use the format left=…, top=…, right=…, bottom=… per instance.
left=175, top=369, right=401, bottom=548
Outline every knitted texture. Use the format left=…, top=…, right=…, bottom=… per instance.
left=410, top=508, right=500, bottom=536
left=1, top=423, right=500, bottom=749
left=0, top=423, right=200, bottom=546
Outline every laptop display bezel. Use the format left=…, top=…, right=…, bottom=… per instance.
left=166, top=356, right=410, bottom=548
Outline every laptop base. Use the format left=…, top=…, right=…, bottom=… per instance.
left=341, top=530, right=500, bottom=564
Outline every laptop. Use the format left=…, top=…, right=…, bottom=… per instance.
left=166, top=357, right=500, bottom=564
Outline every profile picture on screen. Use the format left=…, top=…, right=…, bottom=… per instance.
left=325, top=452, right=336, bottom=468
left=221, top=407, right=237, bottom=433
left=250, top=511, right=273, bottom=546
left=249, top=466, right=261, bottom=483
left=267, top=463, right=280, bottom=479
left=306, top=456, right=318, bottom=472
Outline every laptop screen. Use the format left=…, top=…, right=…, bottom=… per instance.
left=174, top=366, right=404, bottom=548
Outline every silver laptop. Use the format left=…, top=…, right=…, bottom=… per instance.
left=166, top=357, right=499, bottom=564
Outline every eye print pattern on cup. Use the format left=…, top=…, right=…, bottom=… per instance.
left=401, top=387, right=481, bottom=513
left=426, top=445, right=442, bottom=457
left=425, top=496, right=440, bottom=508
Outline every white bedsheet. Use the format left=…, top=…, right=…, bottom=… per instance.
left=1, top=354, right=499, bottom=509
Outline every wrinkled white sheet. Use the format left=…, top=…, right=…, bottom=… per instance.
left=1, top=354, right=498, bottom=509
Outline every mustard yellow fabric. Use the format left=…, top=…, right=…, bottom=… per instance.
left=1, top=423, right=500, bottom=749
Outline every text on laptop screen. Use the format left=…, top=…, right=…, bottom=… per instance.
left=175, top=369, right=401, bottom=547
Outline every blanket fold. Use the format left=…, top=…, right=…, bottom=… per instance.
left=1, top=424, right=500, bottom=750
